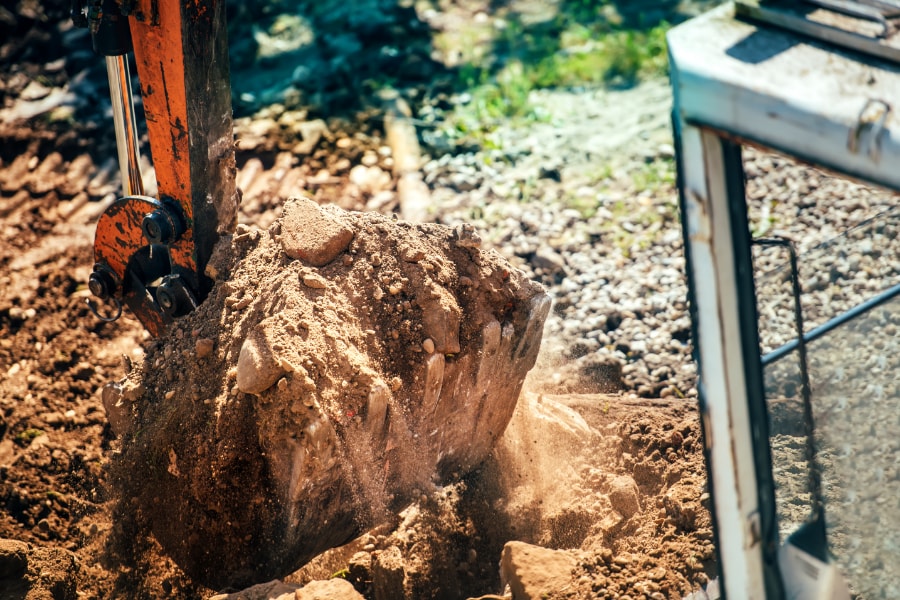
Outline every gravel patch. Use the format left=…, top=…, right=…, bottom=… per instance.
left=424, top=82, right=900, bottom=599
left=426, top=81, right=695, bottom=399
left=423, top=91, right=899, bottom=405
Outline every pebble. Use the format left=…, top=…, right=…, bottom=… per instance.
left=195, top=338, right=214, bottom=358
left=422, top=338, right=435, bottom=354
left=421, top=111, right=899, bottom=399
left=301, top=273, right=328, bottom=289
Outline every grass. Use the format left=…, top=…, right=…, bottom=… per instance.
left=631, top=157, right=676, bottom=191
left=15, top=428, right=44, bottom=443
left=561, top=158, right=679, bottom=256
left=438, top=3, right=673, bottom=148
left=529, top=23, right=670, bottom=89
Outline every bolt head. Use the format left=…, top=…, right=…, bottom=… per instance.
left=142, top=210, right=175, bottom=245
left=156, top=286, right=176, bottom=311
left=89, top=271, right=114, bottom=299
left=154, top=275, right=197, bottom=318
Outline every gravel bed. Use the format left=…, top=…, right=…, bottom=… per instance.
left=424, top=88, right=899, bottom=405
left=424, top=91, right=900, bottom=599
left=746, top=148, right=900, bottom=354
left=426, top=82, right=694, bottom=399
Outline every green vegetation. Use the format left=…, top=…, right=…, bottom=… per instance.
left=15, top=428, right=44, bottom=443
left=528, top=23, right=670, bottom=89
left=440, top=2, right=674, bottom=146
left=631, top=157, right=677, bottom=192
left=560, top=157, right=678, bottom=256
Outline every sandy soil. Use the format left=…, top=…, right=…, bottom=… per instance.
left=0, top=139, right=714, bottom=596
left=0, top=2, right=715, bottom=598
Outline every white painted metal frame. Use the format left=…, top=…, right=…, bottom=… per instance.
left=677, top=120, right=769, bottom=599
left=669, top=3, right=900, bottom=599
left=671, top=5, right=900, bottom=191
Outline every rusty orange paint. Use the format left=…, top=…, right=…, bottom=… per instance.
left=92, top=195, right=170, bottom=337
left=93, top=196, right=157, bottom=278
left=90, top=0, right=232, bottom=336
left=130, top=300, right=167, bottom=337
left=128, top=0, right=197, bottom=276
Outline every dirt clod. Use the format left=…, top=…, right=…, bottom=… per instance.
left=280, top=197, right=355, bottom=266
left=114, top=203, right=549, bottom=589
left=501, top=541, right=578, bottom=600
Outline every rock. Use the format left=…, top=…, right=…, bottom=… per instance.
left=214, top=578, right=368, bottom=600
left=500, top=541, right=577, bottom=600
left=349, top=165, right=392, bottom=195
left=296, top=579, right=364, bottom=600
left=300, top=271, right=328, bottom=289
left=116, top=207, right=550, bottom=589
left=236, top=321, right=287, bottom=395
left=280, top=197, right=354, bottom=266
left=195, top=338, right=215, bottom=358
left=531, top=247, right=566, bottom=277
left=208, top=579, right=300, bottom=600
left=291, top=119, right=329, bottom=155
left=372, top=546, right=405, bottom=600
left=453, top=223, right=481, bottom=248
left=657, top=142, right=676, bottom=159
left=20, top=79, right=51, bottom=101
left=607, top=475, right=641, bottom=519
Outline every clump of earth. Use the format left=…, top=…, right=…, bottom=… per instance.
left=1, top=1, right=720, bottom=598
left=104, top=197, right=549, bottom=589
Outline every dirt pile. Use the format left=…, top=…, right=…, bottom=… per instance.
left=105, top=197, right=549, bottom=589
left=280, top=394, right=714, bottom=600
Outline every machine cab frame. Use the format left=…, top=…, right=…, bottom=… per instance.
left=670, top=3, right=900, bottom=598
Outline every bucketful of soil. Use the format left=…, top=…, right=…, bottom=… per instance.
left=105, top=198, right=550, bottom=589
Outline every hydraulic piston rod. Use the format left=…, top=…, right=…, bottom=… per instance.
left=105, top=54, right=143, bottom=197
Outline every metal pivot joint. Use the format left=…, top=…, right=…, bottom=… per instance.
left=142, top=202, right=185, bottom=246
left=88, top=263, right=119, bottom=299
left=156, top=275, right=198, bottom=318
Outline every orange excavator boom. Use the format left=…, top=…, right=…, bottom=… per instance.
left=74, top=0, right=238, bottom=336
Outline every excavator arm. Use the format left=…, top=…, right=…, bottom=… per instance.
left=74, top=0, right=238, bottom=336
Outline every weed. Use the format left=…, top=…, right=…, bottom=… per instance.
left=437, top=5, right=674, bottom=150
left=15, top=428, right=44, bottom=443
left=529, top=23, right=669, bottom=89
left=632, top=158, right=676, bottom=192
left=565, top=193, right=600, bottom=219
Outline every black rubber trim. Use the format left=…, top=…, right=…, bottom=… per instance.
left=720, top=140, right=786, bottom=599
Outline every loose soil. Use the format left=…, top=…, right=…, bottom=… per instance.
left=109, top=197, right=548, bottom=591
left=1, top=2, right=714, bottom=599
left=0, top=149, right=714, bottom=596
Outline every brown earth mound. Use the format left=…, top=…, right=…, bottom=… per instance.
left=106, top=197, right=550, bottom=589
